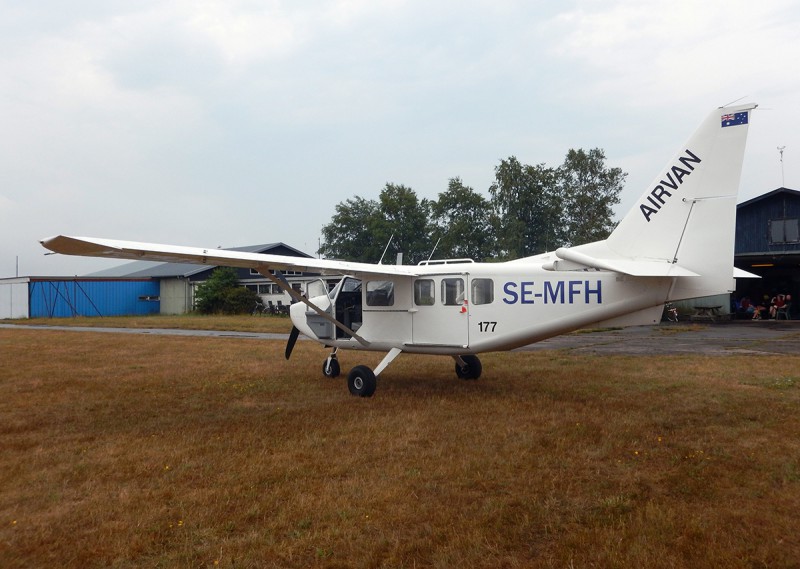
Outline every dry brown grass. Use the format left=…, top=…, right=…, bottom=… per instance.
left=2, top=329, right=799, bottom=568
left=2, top=314, right=293, bottom=334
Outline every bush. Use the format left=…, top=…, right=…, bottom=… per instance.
left=194, top=267, right=260, bottom=314
left=222, top=286, right=260, bottom=315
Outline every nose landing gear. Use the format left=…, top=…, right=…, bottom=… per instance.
left=322, top=349, right=341, bottom=378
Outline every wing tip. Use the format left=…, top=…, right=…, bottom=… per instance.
left=39, top=235, right=120, bottom=256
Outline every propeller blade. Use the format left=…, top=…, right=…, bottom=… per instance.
left=285, top=326, right=300, bottom=360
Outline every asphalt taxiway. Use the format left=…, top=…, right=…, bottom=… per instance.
left=2, top=321, right=798, bottom=356
left=518, top=321, right=800, bottom=356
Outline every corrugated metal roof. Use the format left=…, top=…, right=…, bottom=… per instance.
left=88, top=260, right=210, bottom=278
left=738, top=187, right=800, bottom=209
left=85, top=242, right=312, bottom=278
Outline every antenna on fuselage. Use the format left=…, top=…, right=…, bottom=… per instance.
left=426, top=237, right=441, bottom=263
left=378, top=233, right=394, bottom=265
left=721, top=96, right=747, bottom=108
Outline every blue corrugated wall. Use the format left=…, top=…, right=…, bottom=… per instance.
left=29, top=280, right=161, bottom=317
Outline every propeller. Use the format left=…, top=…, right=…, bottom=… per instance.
left=285, top=326, right=300, bottom=360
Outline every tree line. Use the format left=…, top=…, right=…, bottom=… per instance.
left=319, top=148, right=626, bottom=264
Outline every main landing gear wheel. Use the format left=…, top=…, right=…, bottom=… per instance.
left=347, top=365, right=377, bottom=397
left=322, top=357, right=341, bottom=378
left=455, top=355, right=482, bottom=380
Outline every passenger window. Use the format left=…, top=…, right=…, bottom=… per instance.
left=471, top=278, right=494, bottom=305
left=414, top=279, right=435, bottom=306
left=366, top=281, right=395, bottom=306
left=441, top=278, right=465, bottom=306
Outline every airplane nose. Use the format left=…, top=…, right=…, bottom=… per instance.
left=288, top=299, right=318, bottom=341
left=289, top=301, right=305, bottom=328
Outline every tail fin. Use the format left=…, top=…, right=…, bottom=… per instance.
left=557, top=104, right=756, bottom=300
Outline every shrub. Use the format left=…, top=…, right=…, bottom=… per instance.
left=194, top=268, right=260, bottom=314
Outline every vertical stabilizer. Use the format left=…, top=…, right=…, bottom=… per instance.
left=605, top=104, right=755, bottom=298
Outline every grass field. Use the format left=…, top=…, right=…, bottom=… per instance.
left=2, top=327, right=800, bottom=568
left=2, top=314, right=293, bottom=334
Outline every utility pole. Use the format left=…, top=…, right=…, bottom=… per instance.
left=778, top=146, right=786, bottom=187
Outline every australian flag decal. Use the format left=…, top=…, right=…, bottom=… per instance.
left=721, top=111, right=748, bottom=127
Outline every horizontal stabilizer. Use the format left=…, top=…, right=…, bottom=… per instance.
left=543, top=246, right=699, bottom=277
left=734, top=267, right=761, bottom=279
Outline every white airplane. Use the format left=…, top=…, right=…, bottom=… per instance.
left=42, top=103, right=757, bottom=397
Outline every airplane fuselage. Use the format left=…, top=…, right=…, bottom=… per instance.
left=292, top=260, right=673, bottom=356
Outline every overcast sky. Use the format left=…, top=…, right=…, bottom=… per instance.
left=2, top=0, right=798, bottom=277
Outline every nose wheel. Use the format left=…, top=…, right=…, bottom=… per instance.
left=322, top=351, right=341, bottom=378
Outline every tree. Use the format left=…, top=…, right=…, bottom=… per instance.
left=430, top=178, right=494, bottom=261
left=489, top=157, right=562, bottom=259
left=320, top=184, right=432, bottom=264
left=559, top=148, right=625, bottom=246
left=319, top=196, right=382, bottom=261
left=319, top=148, right=625, bottom=263
left=374, top=183, right=432, bottom=265
left=194, top=267, right=259, bottom=314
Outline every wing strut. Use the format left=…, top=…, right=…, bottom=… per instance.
left=259, top=268, right=371, bottom=347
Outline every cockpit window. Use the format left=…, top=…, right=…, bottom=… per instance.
left=366, top=280, right=395, bottom=306
left=330, top=277, right=361, bottom=299
left=342, top=277, right=362, bottom=293
left=305, top=279, right=328, bottom=299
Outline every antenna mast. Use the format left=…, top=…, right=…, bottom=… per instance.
left=426, top=237, right=441, bottom=262
left=378, top=233, right=394, bottom=265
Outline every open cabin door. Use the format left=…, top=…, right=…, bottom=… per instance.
left=411, top=274, right=470, bottom=348
left=301, top=277, right=363, bottom=341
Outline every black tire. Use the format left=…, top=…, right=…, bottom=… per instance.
left=322, top=358, right=341, bottom=378
left=347, top=365, right=377, bottom=397
left=455, top=355, right=482, bottom=380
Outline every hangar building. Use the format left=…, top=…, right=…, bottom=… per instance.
left=0, top=277, right=160, bottom=319
left=86, top=242, right=323, bottom=315
left=0, top=243, right=324, bottom=319
left=733, top=187, right=800, bottom=317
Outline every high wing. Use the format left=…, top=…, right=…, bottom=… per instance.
left=41, top=235, right=418, bottom=349
left=40, top=235, right=420, bottom=279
